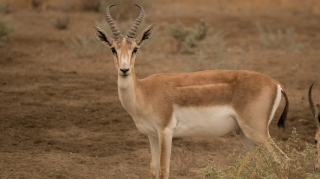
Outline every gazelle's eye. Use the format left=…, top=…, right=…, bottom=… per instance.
left=111, top=47, right=117, bottom=55
left=132, top=47, right=138, bottom=56
left=315, top=139, right=318, bottom=144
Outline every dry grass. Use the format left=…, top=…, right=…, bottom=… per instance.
left=256, top=23, right=311, bottom=52
left=202, top=128, right=318, bottom=179
left=64, top=35, right=91, bottom=57
left=54, top=15, right=69, bottom=30
left=31, top=0, right=42, bottom=9
left=0, top=19, right=14, bottom=45
left=64, top=34, right=106, bottom=57
left=80, top=0, right=101, bottom=12
left=167, top=20, right=209, bottom=52
left=166, top=20, right=240, bottom=72
left=172, top=141, right=197, bottom=176
left=0, top=2, right=9, bottom=13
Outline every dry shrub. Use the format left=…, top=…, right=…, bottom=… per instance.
left=167, top=20, right=239, bottom=71
left=64, top=34, right=107, bottom=57
left=54, top=15, right=69, bottom=30
left=256, top=22, right=311, bottom=52
left=0, top=19, right=14, bottom=45
left=184, top=20, right=208, bottom=49
left=0, top=2, right=9, bottom=13
left=31, top=0, right=42, bottom=9
left=185, top=29, right=239, bottom=72
left=80, top=0, right=101, bottom=12
left=167, top=21, right=191, bottom=52
left=172, top=141, right=197, bottom=176
left=166, top=20, right=240, bottom=71
left=64, top=35, right=94, bottom=57
left=202, top=128, right=318, bottom=179
left=167, top=20, right=208, bottom=52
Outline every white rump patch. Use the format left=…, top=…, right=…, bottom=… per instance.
left=268, top=84, right=282, bottom=126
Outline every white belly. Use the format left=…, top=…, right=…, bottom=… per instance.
left=172, top=105, right=239, bottom=138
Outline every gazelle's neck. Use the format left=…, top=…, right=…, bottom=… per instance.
left=118, top=70, right=137, bottom=116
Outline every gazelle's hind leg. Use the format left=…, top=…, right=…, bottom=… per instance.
left=233, top=128, right=256, bottom=152
left=236, top=85, right=289, bottom=171
left=237, top=119, right=289, bottom=168
left=238, top=124, right=289, bottom=179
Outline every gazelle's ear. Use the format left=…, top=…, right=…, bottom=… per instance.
left=137, top=25, right=155, bottom=46
left=94, top=26, right=113, bottom=47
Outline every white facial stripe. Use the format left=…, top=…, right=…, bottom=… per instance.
left=117, top=38, right=132, bottom=69
left=119, top=53, right=129, bottom=69
left=121, top=55, right=129, bottom=63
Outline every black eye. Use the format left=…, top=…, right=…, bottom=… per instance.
left=111, top=47, right=117, bottom=55
left=132, top=47, right=138, bottom=55
left=315, top=139, right=318, bottom=144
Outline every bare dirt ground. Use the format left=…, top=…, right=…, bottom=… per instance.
left=1, top=1, right=320, bottom=178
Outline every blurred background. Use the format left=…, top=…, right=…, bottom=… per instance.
left=1, top=0, right=320, bottom=178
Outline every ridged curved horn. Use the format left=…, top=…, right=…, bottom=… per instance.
left=106, top=4, right=121, bottom=39
left=127, top=4, right=144, bottom=38
left=309, top=83, right=317, bottom=118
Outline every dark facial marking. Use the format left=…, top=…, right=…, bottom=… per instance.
left=111, top=47, right=117, bottom=57
left=132, top=47, right=138, bottom=56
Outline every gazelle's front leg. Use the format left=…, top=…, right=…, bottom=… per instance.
left=159, top=128, right=173, bottom=179
left=148, top=135, right=160, bottom=179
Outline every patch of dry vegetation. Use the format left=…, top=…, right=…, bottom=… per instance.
left=202, top=128, right=318, bottom=179
left=172, top=141, right=197, bottom=176
left=31, top=0, right=42, bottom=9
left=54, top=14, right=69, bottom=30
left=256, top=23, right=311, bottom=52
left=167, top=20, right=241, bottom=71
left=80, top=0, right=101, bottom=12
left=0, top=19, right=14, bottom=45
left=167, top=20, right=208, bottom=52
left=64, top=33, right=109, bottom=57
left=0, top=2, right=9, bottom=13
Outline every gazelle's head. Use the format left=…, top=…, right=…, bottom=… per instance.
left=308, top=83, right=320, bottom=171
left=94, top=4, right=154, bottom=77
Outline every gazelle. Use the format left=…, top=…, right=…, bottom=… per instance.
left=308, top=83, right=320, bottom=171
left=94, top=4, right=289, bottom=179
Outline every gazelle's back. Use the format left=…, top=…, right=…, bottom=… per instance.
left=137, top=70, right=280, bottom=108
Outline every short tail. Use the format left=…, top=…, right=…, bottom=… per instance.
left=278, top=90, right=289, bottom=129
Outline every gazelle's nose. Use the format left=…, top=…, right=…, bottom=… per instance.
left=120, top=68, right=129, bottom=75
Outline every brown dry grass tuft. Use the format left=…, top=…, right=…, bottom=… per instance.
left=256, top=23, right=311, bottom=52
left=202, top=128, right=318, bottom=179
left=0, top=19, right=14, bottom=45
